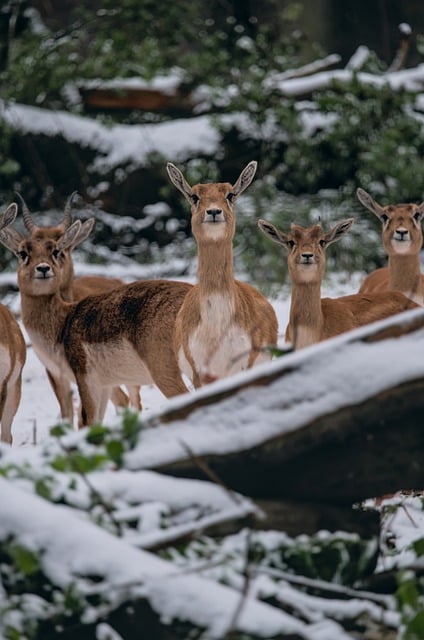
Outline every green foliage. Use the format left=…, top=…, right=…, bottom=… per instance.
left=0, top=410, right=423, bottom=637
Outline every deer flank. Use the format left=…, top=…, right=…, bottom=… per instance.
left=0, top=204, right=26, bottom=443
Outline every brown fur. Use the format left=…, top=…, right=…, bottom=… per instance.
left=16, top=201, right=141, bottom=413
left=167, top=162, right=278, bottom=387
left=357, top=189, right=424, bottom=305
left=258, top=218, right=419, bottom=350
left=0, top=205, right=26, bottom=443
left=0, top=219, right=192, bottom=427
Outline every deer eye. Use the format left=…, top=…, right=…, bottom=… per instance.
left=226, top=192, right=236, bottom=203
left=380, top=213, right=389, bottom=224
left=52, top=249, right=60, bottom=259
left=18, top=250, right=28, bottom=261
left=190, top=194, right=200, bottom=204
left=287, top=240, right=295, bottom=248
left=413, top=212, right=422, bottom=223
left=319, top=239, right=327, bottom=247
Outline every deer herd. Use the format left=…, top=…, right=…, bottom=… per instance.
left=0, top=161, right=421, bottom=442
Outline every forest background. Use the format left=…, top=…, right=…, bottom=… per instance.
left=2, top=0, right=424, bottom=290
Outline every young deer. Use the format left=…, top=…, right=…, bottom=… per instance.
left=16, top=193, right=141, bottom=413
left=167, top=161, right=278, bottom=387
left=0, top=213, right=192, bottom=427
left=258, top=218, right=419, bottom=350
left=357, top=188, right=424, bottom=306
left=0, top=204, right=26, bottom=443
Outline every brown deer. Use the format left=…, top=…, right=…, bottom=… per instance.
left=0, top=204, right=26, bottom=443
left=167, top=161, right=278, bottom=387
left=16, top=193, right=141, bottom=414
left=357, top=188, right=424, bottom=306
left=0, top=211, right=192, bottom=427
left=258, top=217, right=418, bottom=350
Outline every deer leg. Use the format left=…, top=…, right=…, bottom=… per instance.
left=46, top=368, right=74, bottom=424
left=97, top=388, right=110, bottom=424
left=110, top=386, right=130, bottom=410
left=0, top=378, right=9, bottom=443
left=126, top=385, right=142, bottom=411
left=0, top=368, right=23, bottom=445
left=146, top=354, right=189, bottom=398
left=76, top=374, right=100, bottom=428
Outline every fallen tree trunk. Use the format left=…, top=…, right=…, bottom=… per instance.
left=131, top=309, right=424, bottom=508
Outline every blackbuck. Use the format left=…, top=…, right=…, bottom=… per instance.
left=167, top=161, right=278, bottom=387
left=258, top=218, right=419, bottom=350
left=357, top=188, right=424, bottom=306
left=0, top=204, right=26, bottom=443
left=16, top=193, right=141, bottom=414
left=0, top=213, right=192, bottom=427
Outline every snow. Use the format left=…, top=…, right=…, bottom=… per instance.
left=0, top=477, right=349, bottom=639
left=0, top=100, right=221, bottom=173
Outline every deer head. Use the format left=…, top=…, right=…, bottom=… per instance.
left=166, top=161, right=257, bottom=244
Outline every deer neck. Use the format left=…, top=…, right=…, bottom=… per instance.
left=289, top=280, right=324, bottom=348
left=387, top=253, right=423, bottom=302
left=60, top=262, right=75, bottom=302
left=196, top=240, right=236, bottom=305
left=20, top=290, right=70, bottom=343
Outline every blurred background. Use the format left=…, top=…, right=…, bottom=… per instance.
left=1, top=0, right=424, bottom=288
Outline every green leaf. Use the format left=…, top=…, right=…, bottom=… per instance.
left=8, top=544, right=40, bottom=576
left=413, top=538, right=424, bottom=557
left=86, top=424, right=109, bottom=445
left=50, top=422, right=73, bottom=438
left=106, top=440, right=124, bottom=465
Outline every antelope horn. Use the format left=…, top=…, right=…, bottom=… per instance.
left=15, top=192, right=38, bottom=232
left=59, top=191, right=79, bottom=231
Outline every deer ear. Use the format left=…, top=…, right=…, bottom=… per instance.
left=69, top=218, right=95, bottom=248
left=414, top=202, right=424, bottom=223
left=166, top=163, right=193, bottom=202
left=232, top=161, right=257, bottom=197
left=58, top=220, right=83, bottom=251
left=0, top=203, right=18, bottom=230
left=356, top=188, right=387, bottom=220
left=257, top=219, right=290, bottom=248
left=0, top=227, right=23, bottom=255
left=325, top=218, right=355, bottom=245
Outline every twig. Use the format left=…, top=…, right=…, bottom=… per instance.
left=250, top=565, right=393, bottom=608
left=224, top=529, right=253, bottom=637
left=56, top=434, right=123, bottom=537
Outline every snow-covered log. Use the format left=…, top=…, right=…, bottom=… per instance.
left=126, top=308, right=424, bottom=507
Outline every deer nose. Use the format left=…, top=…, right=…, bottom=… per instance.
left=206, top=208, right=223, bottom=221
left=395, top=229, right=409, bottom=240
left=36, top=263, right=52, bottom=278
left=301, top=252, right=314, bottom=262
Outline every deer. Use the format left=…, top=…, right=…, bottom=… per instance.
left=357, top=188, right=424, bottom=306
left=166, top=161, right=278, bottom=387
left=0, top=207, right=192, bottom=427
left=0, top=203, right=27, bottom=443
left=257, top=217, right=419, bottom=350
left=16, top=193, right=141, bottom=414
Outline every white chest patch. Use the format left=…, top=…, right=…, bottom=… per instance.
left=292, top=324, right=319, bottom=350
left=185, top=293, right=251, bottom=380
